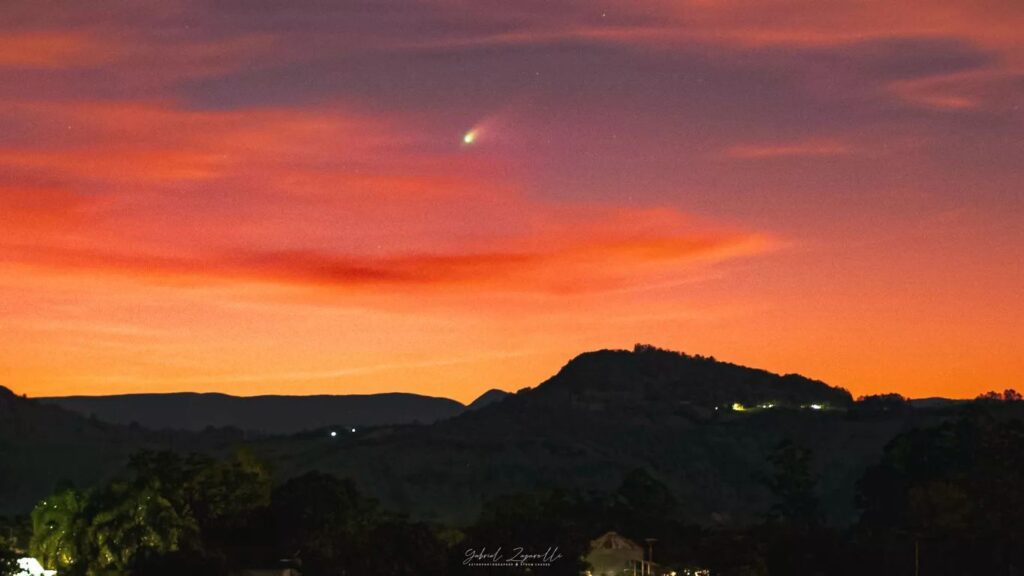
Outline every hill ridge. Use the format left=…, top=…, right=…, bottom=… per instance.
left=39, top=390, right=465, bottom=434
left=529, top=344, right=852, bottom=409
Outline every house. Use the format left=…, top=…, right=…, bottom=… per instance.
left=584, top=531, right=645, bottom=576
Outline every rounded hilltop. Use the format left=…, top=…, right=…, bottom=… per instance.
left=530, top=343, right=853, bottom=411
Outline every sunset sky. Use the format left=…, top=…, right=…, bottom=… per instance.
left=1, top=0, right=1021, bottom=403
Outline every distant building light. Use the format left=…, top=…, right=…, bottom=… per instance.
left=810, top=404, right=823, bottom=410
left=330, top=431, right=337, bottom=437
left=732, top=403, right=746, bottom=412
left=350, top=428, right=357, bottom=433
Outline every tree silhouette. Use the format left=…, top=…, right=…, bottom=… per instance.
left=87, top=479, right=198, bottom=573
left=764, top=440, right=821, bottom=528
left=271, top=471, right=380, bottom=576
left=462, top=490, right=591, bottom=576
left=29, top=487, right=89, bottom=574
left=857, top=414, right=1024, bottom=574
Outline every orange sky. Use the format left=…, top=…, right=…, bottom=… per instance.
left=0, top=0, right=1021, bottom=403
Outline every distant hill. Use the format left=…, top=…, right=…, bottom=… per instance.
left=524, top=344, right=853, bottom=410
left=251, top=346, right=933, bottom=525
left=466, top=389, right=511, bottom=411
left=2, top=345, right=991, bottom=526
left=39, top=392, right=465, bottom=434
left=909, top=397, right=968, bottom=409
left=0, top=385, right=236, bottom=514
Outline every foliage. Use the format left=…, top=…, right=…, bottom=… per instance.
left=0, top=514, right=30, bottom=573
left=29, top=486, right=89, bottom=574
left=458, top=490, right=593, bottom=576
left=17, top=389, right=1024, bottom=575
left=87, top=479, right=198, bottom=573
left=26, top=453, right=458, bottom=576
left=360, top=519, right=449, bottom=576
left=856, top=413, right=1024, bottom=574
left=763, top=440, right=821, bottom=528
left=271, top=471, right=377, bottom=575
left=851, top=393, right=911, bottom=418
left=0, top=385, right=246, bottom=518
left=190, top=450, right=272, bottom=529
left=0, top=538, right=18, bottom=576
left=28, top=450, right=273, bottom=576
left=976, top=388, right=1022, bottom=402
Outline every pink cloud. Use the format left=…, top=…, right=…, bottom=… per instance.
left=0, top=98, right=771, bottom=297
left=725, top=140, right=852, bottom=159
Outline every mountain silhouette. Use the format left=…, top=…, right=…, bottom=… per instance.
left=0, top=385, right=241, bottom=514
left=465, top=388, right=511, bottom=411
left=512, top=344, right=852, bottom=410
left=0, top=345, right=970, bottom=523
left=39, top=391, right=464, bottom=434
left=246, top=346, right=919, bottom=525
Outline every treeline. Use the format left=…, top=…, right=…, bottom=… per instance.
left=7, top=451, right=454, bottom=576
left=449, top=408, right=1024, bottom=575
left=5, top=404, right=1024, bottom=575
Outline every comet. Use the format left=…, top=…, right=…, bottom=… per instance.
left=462, top=130, right=477, bottom=145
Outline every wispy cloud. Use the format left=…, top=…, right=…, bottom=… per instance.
left=889, top=69, right=1024, bottom=111
left=1, top=220, right=770, bottom=295
left=78, top=349, right=537, bottom=388
left=0, top=32, right=113, bottom=68
left=0, top=98, right=770, bottom=297
left=725, top=140, right=852, bottom=159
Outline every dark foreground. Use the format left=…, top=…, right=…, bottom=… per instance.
left=4, top=399, right=1024, bottom=576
